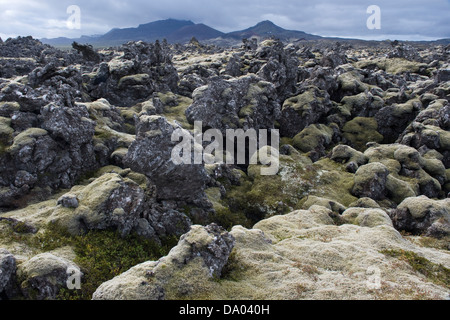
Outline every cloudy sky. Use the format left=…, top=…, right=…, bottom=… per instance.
left=0, top=0, right=449, bottom=41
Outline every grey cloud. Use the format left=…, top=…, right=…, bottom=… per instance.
left=0, top=0, right=449, bottom=40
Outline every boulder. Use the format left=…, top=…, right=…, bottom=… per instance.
left=92, top=223, right=235, bottom=300
left=125, top=115, right=209, bottom=203
left=49, top=172, right=147, bottom=236
left=341, top=207, right=393, bottom=228
left=95, top=206, right=449, bottom=300
left=279, top=86, right=333, bottom=138
left=301, top=196, right=346, bottom=214
left=18, top=253, right=82, bottom=300
left=185, top=74, right=280, bottom=132
left=389, top=196, right=450, bottom=238
left=375, top=99, right=422, bottom=143
left=292, top=123, right=338, bottom=160
left=0, top=249, right=17, bottom=299
left=342, top=117, right=383, bottom=151
left=330, top=145, right=368, bottom=167
left=352, top=162, right=389, bottom=200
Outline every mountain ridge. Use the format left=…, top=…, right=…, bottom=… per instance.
left=40, top=18, right=450, bottom=47
left=225, top=20, right=321, bottom=40
left=41, top=18, right=322, bottom=47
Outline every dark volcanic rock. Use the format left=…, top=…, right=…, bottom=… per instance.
left=86, top=40, right=179, bottom=107
left=124, top=115, right=209, bottom=202
left=352, top=162, right=389, bottom=200
left=0, top=36, right=51, bottom=58
left=279, top=85, right=333, bottom=138
left=389, top=196, right=450, bottom=238
left=0, top=249, right=17, bottom=299
left=255, top=39, right=299, bottom=100
left=186, top=74, right=281, bottom=132
left=72, top=42, right=101, bottom=63
left=375, top=100, right=422, bottom=143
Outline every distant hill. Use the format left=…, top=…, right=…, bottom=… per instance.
left=225, top=20, right=322, bottom=41
left=41, top=18, right=321, bottom=47
left=41, top=18, right=447, bottom=48
left=166, top=23, right=225, bottom=42
left=101, top=19, right=195, bottom=42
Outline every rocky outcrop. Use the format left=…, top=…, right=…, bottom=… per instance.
left=0, top=249, right=17, bottom=299
left=92, top=206, right=449, bottom=300
left=0, top=102, right=98, bottom=208
left=92, top=223, right=234, bottom=300
left=85, top=40, right=179, bottom=107
left=124, top=115, right=209, bottom=203
left=49, top=172, right=148, bottom=236
left=18, top=252, right=82, bottom=300
left=389, top=196, right=450, bottom=238
left=279, top=86, right=333, bottom=138
left=255, top=39, right=299, bottom=100
left=1, top=36, right=450, bottom=301
left=185, top=74, right=281, bottom=132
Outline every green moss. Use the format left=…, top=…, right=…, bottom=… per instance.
left=0, top=116, right=14, bottom=138
left=0, top=101, right=20, bottom=114
left=94, top=126, right=134, bottom=148
left=292, top=124, right=333, bottom=153
left=94, top=127, right=114, bottom=140
left=0, top=141, right=8, bottom=156
left=205, top=187, right=251, bottom=230
left=124, top=123, right=136, bottom=135
left=337, top=71, right=368, bottom=93
left=342, top=117, right=383, bottom=151
left=239, top=102, right=257, bottom=118
left=9, top=128, right=48, bottom=153
left=386, top=175, right=417, bottom=204
left=159, top=93, right=193, bottom=130
left=381, top=249, right=450, bottom=288
left=157, top=92, right=179, bottom=106
left=280, top=137, right=293, bottom=146
left=120, top=108, right=139, bottom=122
left=27, top=223, right=174, bottom=300
left=356, top=58, right=428, bottom=75
left=118, top=74, right=150, bottom=88
left=218, top=250, right=248, bottom=282
left=414, top=236, right=450, bottom=251
left=282, top=87, right=327, bottom=115
left=311, top=158, right=358, bottom=206
left=339, top=93, right=384, bottom=117
left=220, top=156, right=321, bottom=225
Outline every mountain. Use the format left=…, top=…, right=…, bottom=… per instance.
left=41, top=19, right=322, bottom=47
left=166, top=23, right=225, bottom=42
left=101, top=19, right=195, bottom=42
left=226, top=20, right=322, bottom=41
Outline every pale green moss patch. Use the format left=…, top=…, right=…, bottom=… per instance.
left=356, top=58, right=428, bottom=75
left=157, top=93, right=193, bottom=130
left=0, top=116, right=14, bottom=137
left=343, top=117, right=383, bottom=151
left=118, top=74, right=150, bottom=88
left=8, top=128, right=48, bottom=153
left=292, top=124, right=334, bottom=153
left=311, top=158, right=358, bottom=206
left=337, top=71, right=368, bottom=93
